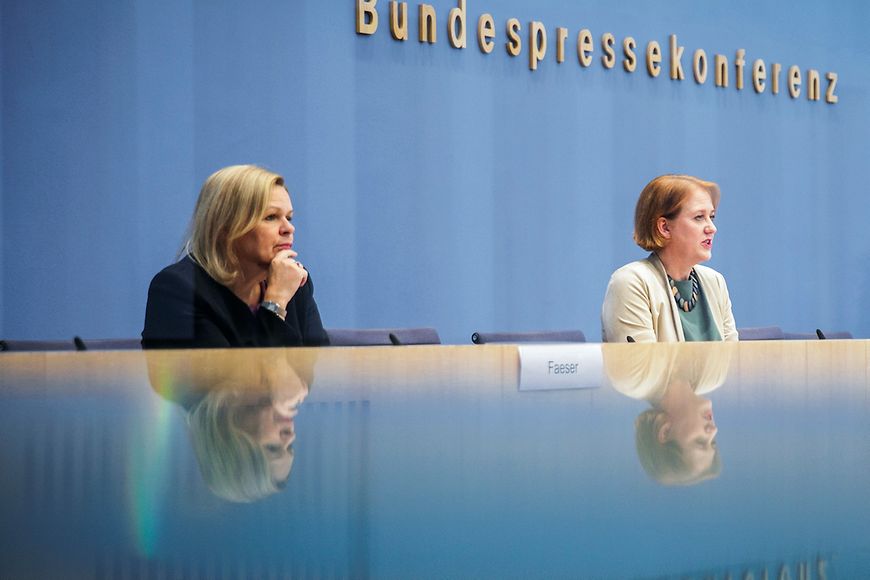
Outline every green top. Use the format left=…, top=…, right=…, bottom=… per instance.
left=673, top=278, right=721, bottom=342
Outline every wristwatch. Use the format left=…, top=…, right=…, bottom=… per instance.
left=260, top=300, right=287, bottom=320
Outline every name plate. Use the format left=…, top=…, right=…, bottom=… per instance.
left=518, top=344, right=603, bottom=391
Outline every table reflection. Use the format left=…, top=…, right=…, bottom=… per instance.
left=604, top=343, right=734, bottom=486
left=0, top=342, right=868, bottom=578
left=147, top=349, right=317, bottom=502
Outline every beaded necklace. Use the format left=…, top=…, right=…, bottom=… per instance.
left=668, top=269, right=700, bottom=312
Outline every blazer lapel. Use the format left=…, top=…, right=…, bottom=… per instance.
left=648, top=253, right=685, bottom=341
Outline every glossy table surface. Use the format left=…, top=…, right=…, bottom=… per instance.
left=0, top=341, right=868, bottom=579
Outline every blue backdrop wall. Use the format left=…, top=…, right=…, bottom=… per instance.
left=2, top=0, right=869, bottom=343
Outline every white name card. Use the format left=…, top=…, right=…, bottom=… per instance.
left=518, top=343, right=603, bottom=391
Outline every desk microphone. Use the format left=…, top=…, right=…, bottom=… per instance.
left=389, top=333, right=402, bottom=346
left=816, top=329, right=827, bottom=340
left=626, top=336, right=636, bottom=343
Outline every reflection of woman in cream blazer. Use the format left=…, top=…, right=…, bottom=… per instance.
left=604, top=342, right=734, bottom=486
left=604, top=342, right=733, bottom=402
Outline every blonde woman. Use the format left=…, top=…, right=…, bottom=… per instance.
left=602, top=174, right=738, bottom=342
left=142, top=165, right=328, bottom=348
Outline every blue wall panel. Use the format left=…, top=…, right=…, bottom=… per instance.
left=2, top=0, right=869, bottom=342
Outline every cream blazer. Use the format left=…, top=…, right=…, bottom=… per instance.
left=601, top=254, right=738, bottom=343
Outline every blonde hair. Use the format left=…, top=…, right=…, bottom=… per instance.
left=187, top=389, right=285, bottom=503
left=633, top=174, right=721, bottom=252
left=146, top=349, right=316, bottom=503
left=184, top=165, right=287, bottom=285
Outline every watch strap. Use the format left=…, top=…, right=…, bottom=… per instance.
left=260, top=300, right=287, bottom=320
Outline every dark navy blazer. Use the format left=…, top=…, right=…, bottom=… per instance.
left=142, top=256, right=328, bottom=349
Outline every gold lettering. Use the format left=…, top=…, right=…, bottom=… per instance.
left=358, top=9, right=840, bottom=111
left=807, top=69, right=820, bottom=100
left=693, top=49, right=707, bottom=84
left=826, top=72, right=839, bottom=104
left=447, top=0, right=466, bottom=48
left=389, top=1, right=407, bottom=41
left=772, top=62, right=782, bottom=94
left=506, top=18, right=521, bottom=57
left=788, top=65, right=801, bottom=98
left=646, top=40, right=662, bottom=77
left=735, top=48, right=746, bottom=89
left=419, top=4, right=436, bottom=43
left=601, top=33, right=615, bottom=69
left=623, top=37, right=637, bottom=72
left=577, top=29, right=593, bottom=67
left=752, top=59, right=766, bottom=93
left=715, top=54, right=729, bottom=87
left=356, top=0, right=378, bottom=35
left=529, top=21, right=547, bottom=70
left=556, top=27, right=568, bottom=63
left=669, top=34, right=684, bottom=80
left=477, top=14, right=495, bottom=54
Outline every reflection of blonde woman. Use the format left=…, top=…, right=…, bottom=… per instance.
left=603, top=343, right=733, bottom=486
left=148, top=350, right=314, bottom=502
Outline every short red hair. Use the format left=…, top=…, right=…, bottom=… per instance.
left=633, top=175, right=721, bottom=251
